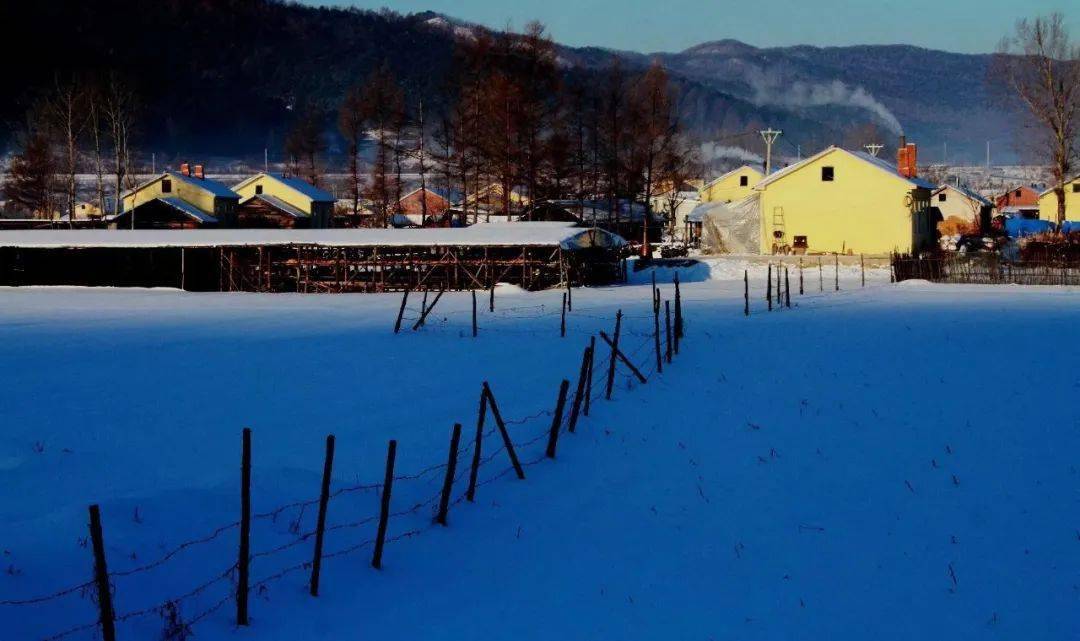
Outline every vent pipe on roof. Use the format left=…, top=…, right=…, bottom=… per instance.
left=180, top=163, right=190, bottom=177
left=194, top=165, right=204, bottom=179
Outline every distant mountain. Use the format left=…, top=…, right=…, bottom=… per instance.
left=0, top=2, right=1022, bottom=164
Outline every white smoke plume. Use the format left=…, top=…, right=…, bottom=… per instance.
left=700, top=143, right=763, bottom=164
left=745, top=68, right=903, bottom=136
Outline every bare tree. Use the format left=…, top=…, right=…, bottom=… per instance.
left=103, top=75, right=137, bottom=218
left=994, top=13, right=1080, bottom=225
left=45, top=76, right=88, bottom=227
left=4, top=117, right=58, bottom=218
left=284, top=102, right=326, bottom=187
left=338, top=82, right=366, bottom=218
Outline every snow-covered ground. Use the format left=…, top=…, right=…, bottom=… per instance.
left=1, top=261, right=1077, bottom=640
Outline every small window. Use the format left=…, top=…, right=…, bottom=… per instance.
left=1015, top=189, right=1022, bottom=197
left=161, top=179, right=172, bottom=194
left=821, top=166, right=835, bottom=182
left=1072, top=183, right=1080, bottom=193
left=938, top=193, right=947, bottom=202
left=255, top=184, right=263, bottom=195
left=739, top=175, right=748, bottom=187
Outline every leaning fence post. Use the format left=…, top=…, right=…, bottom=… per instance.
left=665, top=300, right=673, bottom=362
left=767, top=264, right=773, bottom=312
left=471, top=290, right=478, bottom=338
left=546, top=379, right=571, bottom=458
left=88, top=505, right=117, bottom=641
left=371, top=440, right=397, bottom=569
left=309, top=434, right=335, bottom=597
left=393, top=289, right=409, bottom=334
left=835, top=254, right=840, bottom=291
left=466, top=389, right=486, bottom=502
left=489, top=283, right=495, bottom=312
left=604, top=310, right=623, bottom=400
left=237, top=428, right=252, bottom=626
left=568, top=345, right=591, bottom=433
left=566, top=279, right=573, bottom=312
left=483, top=382, right=526, bottom=479
left=584, top=336, right=595, bottom=417
left=437, top=424, right=462, bottom=526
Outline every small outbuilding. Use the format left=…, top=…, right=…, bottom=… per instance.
left=232, top=173, right=335, bottom=228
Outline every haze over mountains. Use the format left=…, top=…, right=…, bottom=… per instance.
left=2, top=1, right=1024, bottom=164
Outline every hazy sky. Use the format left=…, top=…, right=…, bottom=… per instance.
left=309, top=0, right=1076, bottom=54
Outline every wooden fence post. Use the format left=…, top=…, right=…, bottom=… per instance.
left=561, top=292, right=567, bottom=338
left=599, top=332, right=648, bottom=384
left=653, top=291, right=663, bottom=374
left=665, top=301, right=673, bottom=362
left=566, top=280, right=572, bottom=312
left=237, top=428, right=252, bottom=626
left=818, top=256, right=823, bottom=292
left=776, top=263, right=782, bottom=308
left=88, top=505, right=116, bottom=641
left=412, top=288, right=444, bottom=331
left=309, top=434, right=335, bottom=597
left=393, top=289, right=409, bottom=334
left=861, top=254, right=865, bottom=287
left=436, top=424, right=462, bottom=526
left=799, top=257, right=804, bottom=295
left=568, top=345, right=592, bottom=433
left=546, top=379, right=571, bottom=458
left=584, top=336, right=595, bottom=417
left=489, top=283, right=495, bottom=312
left=674, top=272, right=683, bottom=339
left=483, top=383, right=526, bottom=479
left=785, top=267, right=791, bottom=308
left=835, top=254, right=840, bottom=291
left=604, top=310, right=623, bottom=400
left=767, top=264, right=773, bottom=311
left=466, top=389, right=486, bottom=502
left=471, top=290, right=477, bottom=337
left=744, top=270, right=749, bottom=316
left=371, top=440, right=397, bottom=569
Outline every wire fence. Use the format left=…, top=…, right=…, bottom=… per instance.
left=2, top=287, right=664, bottom=641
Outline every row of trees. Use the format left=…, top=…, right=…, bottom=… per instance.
left=280, top=22, right=701, bottom=229
left=4, top=75, right=138, bottom=222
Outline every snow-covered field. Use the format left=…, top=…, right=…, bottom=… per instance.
left=1, top=260, right=1077, bottom=640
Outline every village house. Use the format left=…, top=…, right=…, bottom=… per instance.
left=113, top=164, right=238, bottom=229
left=699, top=165, right=764, bottom=203
left=995, top=185, right=1041, bottom=218
left=931, top=182, right=993, bottom=234
left=1037, top=176, right=1080, bottom=224
left=395, top=187, right=452, bottom=227
left=755, top=144, right=936, bottom=255
left=231, top=173, right=335, bottom=228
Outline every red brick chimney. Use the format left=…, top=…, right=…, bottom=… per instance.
left=896, top=138, right=918, bottom=179
left=194, top=164, right=204, bottom=179
left=180, top=163, right=190, bottom=176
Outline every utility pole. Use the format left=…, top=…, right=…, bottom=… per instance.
left=151, top=152, right=156, bottom=174
left=760, top=128, right=782, bottom=176
left=797, top=144, right=801, bottom=161
left=864, top=143, right=884, bottom=157
left=986, top=141, right=990, bottom=168
left=943, top=141, right=947, bottom=165
left=264, top=148, right=269, bottom=173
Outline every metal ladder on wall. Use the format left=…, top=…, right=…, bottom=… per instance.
left=771, top=206, right=787, bottom=253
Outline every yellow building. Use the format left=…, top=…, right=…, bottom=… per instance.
left=755, top=146, right=935, bottom=255
left=699, top=165, right=763, bottom=203
left=1037, top=176, right=1080, bottom=223
left=117, top=166, right=238, bottom=228
left=232, top=173, right=335, bottom=228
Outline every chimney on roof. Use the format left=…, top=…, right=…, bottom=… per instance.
left=180, top=163, right=190, bottom=176
left=194, top=164, right=204, bottom=179
left=896, top=140, right=918, bottom=179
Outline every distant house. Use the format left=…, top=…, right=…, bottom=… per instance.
left=113, top=165, right=238, bottom=229
left=520, top=199, right=663, bottom=244
left=1037, top=176, right=1080, bottom=224
left=232, top=173, right=335, bottom=228
left=754, top=145, right=936, bottom=255
left=995, top=185, right=1040, bottom=217
left=699, top=165, right=763, bottom=203
left=396, top=187, right=451, bottom=227
left=931, top=183, right=992, bottom=234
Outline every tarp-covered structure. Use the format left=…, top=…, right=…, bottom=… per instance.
left=689, top=194, right=761, bottom=254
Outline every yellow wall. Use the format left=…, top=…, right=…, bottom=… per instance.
left=757, top=149, right=929, bottom=255
left=233, top=174, right=316, bottom=214
left=123, top=173, right=219, bottom=214
left=1037, top=179, right=1080, bottom=222
left=700, top=166, right=763, bottom=203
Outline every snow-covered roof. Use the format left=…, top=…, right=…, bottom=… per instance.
left=701, top=165, right=761, bottom=191
left=755, top=147, right=936, bottom=191
left=242, top=194, right=308, bottom=218
left=164, top=171, right=239, bottom=199
left=0, top=222, right=627, bottom=250
left=155, top=197, right=219, bottom=223
left=933, top=183, right=992, bottom=206
left=233, top=173, right=335, bottom=202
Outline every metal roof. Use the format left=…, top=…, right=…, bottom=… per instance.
left=232, top=173, right=335, bottom=203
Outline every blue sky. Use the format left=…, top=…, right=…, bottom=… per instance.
left=309, top=0, right=1076, bottom=54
